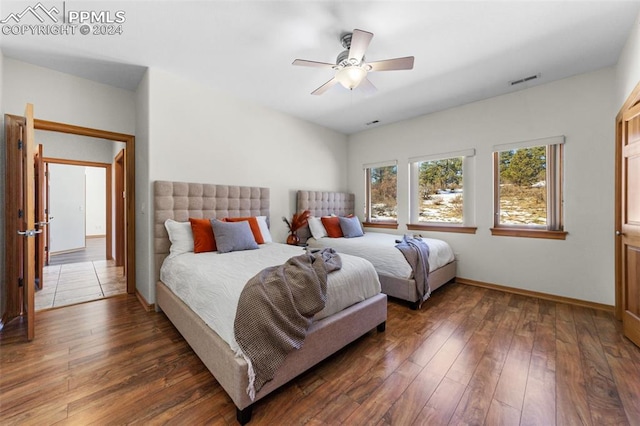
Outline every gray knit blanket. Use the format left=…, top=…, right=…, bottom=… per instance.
left=395, top=235, right=431, bottom=308
left=234, top=248, right=342, bottom=399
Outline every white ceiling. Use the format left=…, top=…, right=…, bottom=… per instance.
left=1, top=1, right=639, bottom=134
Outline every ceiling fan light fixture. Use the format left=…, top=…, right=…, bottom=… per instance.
left=293, top=28, right=413, bottom=95
left=335, top=65, right=367, bottom=90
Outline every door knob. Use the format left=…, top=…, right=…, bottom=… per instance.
left=616, top=230, right=625, bottom=236
left=17, top=229, right=43, bottom=237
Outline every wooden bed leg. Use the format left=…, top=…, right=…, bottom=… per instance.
left=236, top=406, right=252, bottom=425
left=410, top=300, right=420, bottom=310
left=377, top=321, right=386, bottom=332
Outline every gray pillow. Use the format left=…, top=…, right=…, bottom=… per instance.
left=210, top=219, right=259, bottom=253
left=339, top=216, right=364, bottom=238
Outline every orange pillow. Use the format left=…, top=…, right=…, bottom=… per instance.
left=321, top=216, right=343, bottom=238
left=189, top=218, right=217, bottom=253
left=224, top=217, right=264, bottom=244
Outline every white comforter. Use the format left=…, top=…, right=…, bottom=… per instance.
left=160, top=243, right=380, bottom=353
left=306, top=232, right=455, bottom=279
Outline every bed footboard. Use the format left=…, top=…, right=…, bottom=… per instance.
left=157, top=280, right=386, bottom=423
left=379, top=260, right=457, bottom=307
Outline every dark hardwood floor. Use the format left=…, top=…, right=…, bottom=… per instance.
left=1, top=283, right=639, bottom=425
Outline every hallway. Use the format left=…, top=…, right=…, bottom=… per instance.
left=35, top=238, right=126, bottom=310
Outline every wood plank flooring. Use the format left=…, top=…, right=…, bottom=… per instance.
left=1, top=283, right=640, bottom=425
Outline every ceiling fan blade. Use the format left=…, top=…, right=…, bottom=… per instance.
left=368, top=56, right=415, bottom=72
left=311, top=78, right=338, bottom=95
left=292, top=59, right=335, bottom=69
left=358, top=77, right=377, bottom=95
left=349, top=29, right=373, bottom=63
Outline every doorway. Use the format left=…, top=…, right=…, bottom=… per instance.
left=615, top=80, right=640, bottom=348
left=3, top=113, right=135, bottom=338
left=35, top=159, right=126, bottom=310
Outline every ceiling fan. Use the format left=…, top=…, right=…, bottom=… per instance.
left=293, top=29, right=414, bottom=95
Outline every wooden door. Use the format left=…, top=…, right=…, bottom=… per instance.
left=114, top=149, right=125, bottom=268
left=35, top=144, right=45, bottom=289
left=45, top=161, right=51, bottom=266
left=23, top=104, right=37, bottom=340
left=621, top=103, right=640, bottom=347
left=3, top=105, right=37, bottom=339
left=4, top=115, right=24, bottom=324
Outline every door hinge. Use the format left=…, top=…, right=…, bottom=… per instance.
left=18, top=139, right=23, bottom=150
left=18, top=209, right=23, bottom=218
left=45, top=246, right=48, bottom=253
left=18, top=278, right=24, bottom=288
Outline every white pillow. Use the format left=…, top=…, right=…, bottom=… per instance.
left=164, top=219, right=194, bottom=257
left=308, top=216, right=328, bottom=239
left=256, top=216, right=273, bottom=243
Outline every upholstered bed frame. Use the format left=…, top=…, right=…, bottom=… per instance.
left=296, top=190, right=457, bottom=308
left=153, top=181, right=387, bottom=424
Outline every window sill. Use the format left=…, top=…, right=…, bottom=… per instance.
left=490, top=228, right=567, bottom=240
left=363, top=222, right=399, bottom=230
left=407, top=224, right=477, bottom=234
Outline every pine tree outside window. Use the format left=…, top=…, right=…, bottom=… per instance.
left=491, top=136, right=566, bottom=239
left=407, top=149, right=477, bottom=234
left=364, top=161, right=398, bottom=228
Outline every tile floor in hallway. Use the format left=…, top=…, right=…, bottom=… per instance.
left=35, top=260, right=126, bottom=310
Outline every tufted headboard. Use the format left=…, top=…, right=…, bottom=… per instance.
left=296, top=190, right=355, bottom=217
left=154, top=181, right=270, bottom=282
left=296, top=190, right=355, bottom=242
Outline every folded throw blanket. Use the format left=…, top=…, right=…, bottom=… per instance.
left=234, top=248, right=342, bottom=399
left=395, top=235, right=431, bottom=308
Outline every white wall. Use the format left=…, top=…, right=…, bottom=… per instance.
left=35, top=130, right=119, bottom=164
left=2, top=58, right=135, bottom=133
left=348, top=68, right=617, bottom=305
left=135, top=70, right=151, bottom=303
left=49, top=164, right=86, bottom=253
left=616, top=10, right=640, bottom=107
left=86, top=167, right=106, bottom=237
left=137, top=68, right=349, bottom=303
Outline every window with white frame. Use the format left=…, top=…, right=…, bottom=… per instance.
left=409, top=149, right=475, bottom=228
left=492, top=136, right=565, bottom=237
left=364, top=161, right=397, bottom=225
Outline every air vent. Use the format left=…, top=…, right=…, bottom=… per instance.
left=509, top=74, right=540, bottom=86
left=366, top=120, right=380, bottom=126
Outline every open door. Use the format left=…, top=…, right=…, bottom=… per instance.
left=34, top=144, right=46, bottom=290
left=114, top=149, right=125, bottom=268
left=3, top=104, right=37, bottom=339
left=45, top=161, right=51, bottom=266
left=21, top=104, right=37, bottom=340
left=619, top=102, right=640, bottom=348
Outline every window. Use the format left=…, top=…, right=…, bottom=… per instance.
left=408, top=149, right=476, bottom=234
left=364, top=161, right=398, bottom=228
left=492, top=136, right=566, bottom=239
left=416, top=157, right=464, bottom=223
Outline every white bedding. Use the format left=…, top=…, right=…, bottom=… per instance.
left=306, top=232, right=455, bottom=279
left=160, top=242, right=380, bottom=353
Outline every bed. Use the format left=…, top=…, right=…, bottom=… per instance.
left=296, top=190, right=457, bottom=309
left=154, top=181, right=387, bottom=424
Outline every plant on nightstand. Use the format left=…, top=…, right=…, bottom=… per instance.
left=283, top=210, right=310, bottom=245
